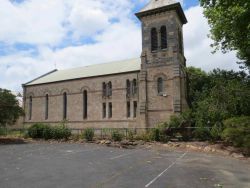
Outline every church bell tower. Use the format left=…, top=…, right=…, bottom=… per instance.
left=136, top=0, right=188, bottom=128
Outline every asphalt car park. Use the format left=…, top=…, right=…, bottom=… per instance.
left=0, top=143, right=249, bottom=188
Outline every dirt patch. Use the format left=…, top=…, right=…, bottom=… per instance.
left=158, top=141, right=249, bottom=160
left=0, top=137, right=28, bottom=145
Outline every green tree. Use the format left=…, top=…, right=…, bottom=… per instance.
left=200, top=0, right=250, bottom=69
left=0, top=88, right=24, bottom=127
left=189, top=68, right=250, bottom=127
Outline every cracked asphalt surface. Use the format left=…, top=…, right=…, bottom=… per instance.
left=0, top=143, right=249, bottom=188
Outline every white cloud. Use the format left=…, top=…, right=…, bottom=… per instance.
left=183, top=6, right=240, bottom=71
left=0, top=0, right=66, bottom=45
left=0, top=1, right=240, bottom=93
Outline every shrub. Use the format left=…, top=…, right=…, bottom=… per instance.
left=28, top=123, right=50, bottom=139
left=82, top=128, right=94, bottom=141
left=193, top=127, right=211, bottom=141
left=0, top=127, right=6, bottom=136
left=111, top=130, right=123, bottom=141
left=28, top=123, right=71, bottom=140
left=210, top=123, right=223, bottom=141
left=150, top=128, right=160, bottom=141
left=222, top=117, right=250, bottom=154
left=51, top=125, right=71, bottom=140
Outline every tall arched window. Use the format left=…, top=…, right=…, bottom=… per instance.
left=108, top=102, right=112, bottom=118
left=160, top=26, right=167, bottom=49
left=132, top=79, right=137, bottom=95
left=108, top=82, right=112, bottom=97
left=83, top=90, right=87, bottom=119
left=29, top=96, right=32, bottom=120
left=126, top=80, right=131, bottom=97
left=157, top=77, right=163, bottom=94
left=178, top=29, right=183, bottom=54
left=45, top=94, right=48, bottom=120
left=151, top=28, right=158, bottom=51
left=63, top=92, right=67, bottom=119
left=102, top=82, right=106, bottom=97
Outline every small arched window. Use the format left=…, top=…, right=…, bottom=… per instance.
left=83, top=90, right=87, bottom=119
left=126, top=80, right=131, bottom=97
left=132, top=79, right=137, bottom=95
left=151, top=28, right=158, bottom=51
left=63, top=92, right=67, bottom=120
left=160, top=26, right=167, bottom=49
left=45, top=94, right=49, bottom=120
left=29, top=96, right=32, bottom=120
left=157, top=77, right=163, bottom=94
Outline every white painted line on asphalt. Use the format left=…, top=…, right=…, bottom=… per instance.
left=110, top=150, right=138, bottom=160
left=145, top=151, right=188, bottom=188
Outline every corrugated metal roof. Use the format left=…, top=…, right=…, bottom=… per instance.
left=25, top=58, right=141, bottom=86
left=138, top=0, right=177, bottom=13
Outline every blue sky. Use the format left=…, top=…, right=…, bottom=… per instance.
left=0, top=0, right=238, bottom=92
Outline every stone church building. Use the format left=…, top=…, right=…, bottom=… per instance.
left=22, top=0, right=188, bottom=129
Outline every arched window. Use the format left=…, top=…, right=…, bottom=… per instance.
left=45, top=94, right=48, bottom=120
left=160, top=26, right=167, bottom=49
left=132, top=79, right=137, bottom=95
left=102, top=82, right=106, bottom=97
left=178, top=29, right=183, bottom=54
left=126, top=80, right=131, bottom=97
left=157, top=77, right=163, bottom=94
left=108, top=102, right=112, bottom=118
left=127, top=101, right=130, bottom=118
left=83, top=90, right=87, bottom=119
left=63, top=92, right=67, bottom=120
left=108, top=82, right=112, bottom=97
left=151, top=28, right=158, bottom=51
left=102, top=103, right=106, bottom=118
left=29, top=96, right=32, bottom=120
left=133, top=101, right=137, bottom=118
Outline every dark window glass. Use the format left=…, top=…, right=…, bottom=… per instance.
left=29, top=96, right=32, bottom=120
left=157, top=77, right=163, bottom=94
left=102, top=82, right=106, bottom=97
left=108, top=82, right=112, bottom=97
left=179, top=29, right=183, bottom=54
left=151, top=28, right=158, bottom=51
left=63, top=92, right=67, bottom=119
left=103, top=103, right=106, bottom=118
left=45, top=94, right=48, bottom=120
left=126, top=80, right=131, bottom=97
left=108, top=102, right=112, bottom=118
left=83, top=90, right=87, bottom=119
left=161, top=26, right=167, bottom=49
left=132, top=79, right=137, bottom=95
left=127, top=101, right=130, bottom=118
left=133, top=101, right=137, bottom=118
